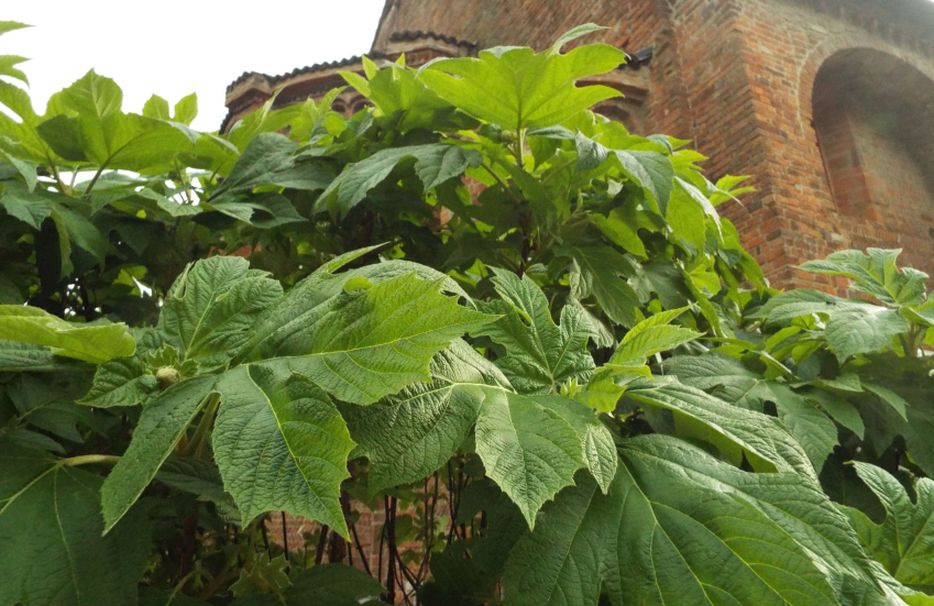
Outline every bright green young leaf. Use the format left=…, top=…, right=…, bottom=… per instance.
left=342, top=58, right=454, bottom=132
left=801, top=248, right=928, bottom=306
left=213, top=365, right=354, bottom=537
left=475, top=387, right=584, bottom=528
left=843, top=462, right=934, bottom=591
left=342, top=340, right=505, bottom=493
left=158, top=256, right=283, bottom=368
left=582, top=308, right=699, bottom=412
left=101, top=375, right=216, bottom=531
left=0, top=305, right=134, bottom=364
left=38, top=70, right=195, bottom=172
left=474, top=268, right=594, bottom=394
left=0, top=447, right=150, bottom=606
left=419, top=26, right=626, bottom=131
left=258, top=272, right=494, bottom=405
left=315, top=143, right=480, bottom=217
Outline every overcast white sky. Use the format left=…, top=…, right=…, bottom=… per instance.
left=3, top=1, right=386, bottom=131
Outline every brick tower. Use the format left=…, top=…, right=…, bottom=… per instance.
left=225, top=0, right=934, bottom=285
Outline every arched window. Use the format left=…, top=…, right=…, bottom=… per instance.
left=812, top=49, right=934, bottom=222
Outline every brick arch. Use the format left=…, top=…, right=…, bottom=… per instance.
left=796, top=35, right=934, bottom=139
left=802, top=43, right=934, bottom=273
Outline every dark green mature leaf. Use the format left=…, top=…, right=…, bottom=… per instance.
left=284, top=564, right=385, bottom=605
left=159, top=256, right=283, bottom=368
left=536, top=396, right=617, bottom=494
left=475, top=387, right=584, bottom=527
left=259, top=272, right=494, bottom=405
left=343, top=340, right=505, bottom=493
left=316, top=143, right=480, bottom=217
left=502, top=435, right=890, bottom=606
left=0, top=305, right=135, bottom=363
left=157, top=457, right=240, bottom=523
left=475, top=268, right=594, bottom=394
left=843, top=463, right=934, bottom=591
left=624, top=378, right=817, bottom=480
left=765, top=383, right=838, bottom=472
left=0, top=181, right=51, bottom=228
left=563, top=244, right=641, bottom=327
left=665, top=353, right=766, bottom=409
left=0, top=447, right=149, bottom=606
left=214, top=365, right=354, bottom=536
left=101, top=375, right=216, bottom=531
left=419, top=26, right=626, bottom=130
left=211, top=132, right=333, bottom=197
left=80, top=354, right=158, bottom=408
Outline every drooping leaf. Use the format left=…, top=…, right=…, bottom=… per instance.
left=156, top=456, right=240, bottom=523
left=623, top=378, right=817, bottom=480
left=101, top=375, right=217, bottom=531
left=0, top=305, right=134, bottom=364
left=843, top=462, right=934, bottom=591
left=315, top=143, right=480, bottom=217
left=474, top=267, right=593, bottom=394
left=474, top=387, right=584, bottom=527
left=213, top=365, right=355, bottom=536
left=562, top=244, right=641, bottom=327
left=342, top=340, right=504, bottom=493
left=0, top=447, right=150, bottom=606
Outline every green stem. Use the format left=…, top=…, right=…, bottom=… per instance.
left=60, top=454, right=120, bottom=467
left=186, top=392, right=221, bottom=458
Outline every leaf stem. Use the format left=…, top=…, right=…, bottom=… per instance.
left=60, top=454, right=120, bottom=467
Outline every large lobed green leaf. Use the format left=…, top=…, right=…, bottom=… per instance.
left=342, top=339, right=506, bottom=493
left=419, top=25, right=626, bottom=131
left=257, top=272, right=494, bottom=405
left=0, top=446, right=150, bottom=606
left=474, top=267, right=594, bottom=394
left=474, top=387, right=585, bottom=528
left=101, top=375, right=217, bottom=531
left=501, top=435, right=891, bottom=605
left=213, top=365, right=355, bottom=536
left=843, top=463, right=934, bottom=593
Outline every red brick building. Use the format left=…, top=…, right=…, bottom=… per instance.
left=225, top=0, right=934, bottom=285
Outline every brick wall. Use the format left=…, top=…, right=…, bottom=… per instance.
left=370, top=0, right=934, bottom=285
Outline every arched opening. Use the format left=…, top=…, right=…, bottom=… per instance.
left=811, top=48, right=934, bottom=270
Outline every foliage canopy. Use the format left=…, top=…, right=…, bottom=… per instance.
left=1, top=21, right=933, bottom=606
